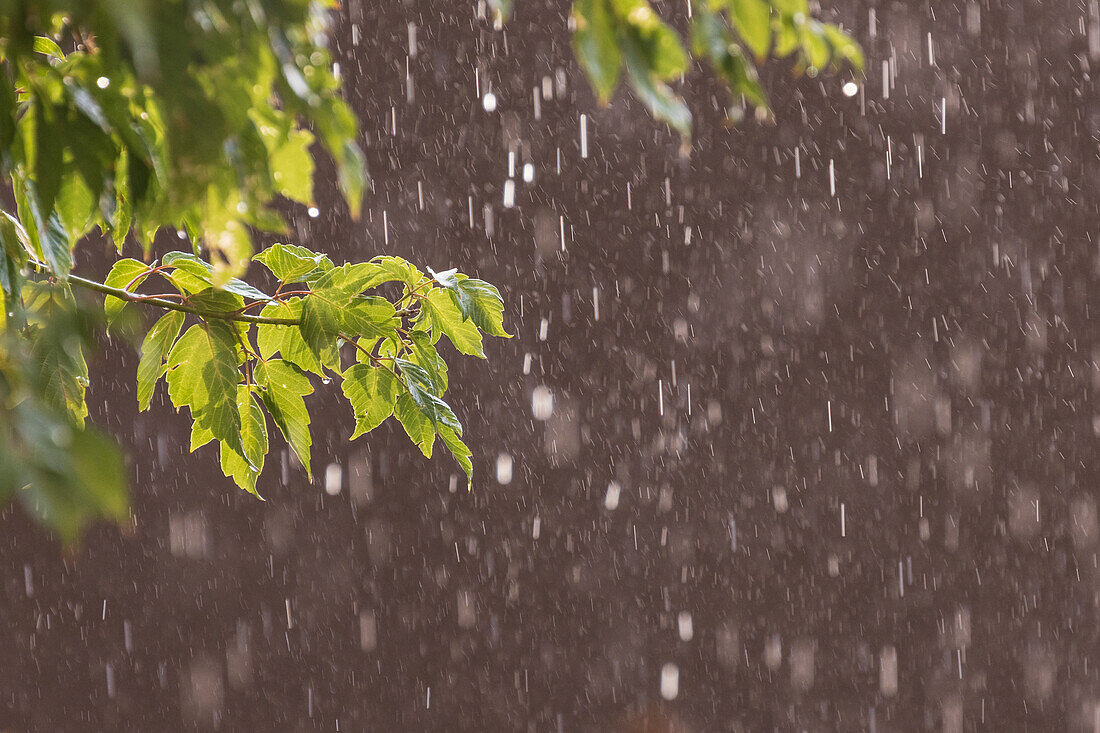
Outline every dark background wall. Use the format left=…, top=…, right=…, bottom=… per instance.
left=3, top=0, right=1099, bottom=730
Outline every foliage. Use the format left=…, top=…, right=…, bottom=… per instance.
left=0, top=0, right=860, bottom=541
left=0, top=2, right=509, bottom=540
left=565, top=0, right=863, bottom=141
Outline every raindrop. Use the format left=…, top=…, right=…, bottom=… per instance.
left=496, top=453, right=513, bottom=485
left=307, top=206, right=320, bottom=218
left=604, top=481, right=621, bottom=510
left=96, top=76, right=110, bottom=89
left=677, top=611, right=694, bottom=642
left=325, top=462, right=342, bottom=495
left=531, top=386, right=553, bottom=420
left=659, top=663, right=679, bottom=700
left=842, top=81, right=859, bottom=97
left=481, top=92, right=497, bottom=112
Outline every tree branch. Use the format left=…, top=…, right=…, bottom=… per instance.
left=29, top=261, right=301, bottom=326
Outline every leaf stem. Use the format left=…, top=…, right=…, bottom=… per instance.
left=29, top=261, right=301, bottom=326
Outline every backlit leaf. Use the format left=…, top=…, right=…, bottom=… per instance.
left=256, top=359, right=314, bottom=472
left=422, top=288, right=485, bottom=358
left=136, top=310, right=184, bottom=410
left=165, top=321, right=243, bottom=454
left=341, top=363, right=401, bottom=439
left=573, top=0, right=622, bottom=102
left=103, top=257, right=151, bottom=324
left=394, top=393, right=434, bottom=457
left=254, top=242, right=332, bottom=283
left=219, top=386, right=268, bottom=498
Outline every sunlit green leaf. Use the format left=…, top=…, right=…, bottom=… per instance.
left=165, top=321, right=243, bottom=454
left=394, top=392, right=434, bottom=457
left=422, top=288, right=485, bottom=357
left=438, top=425, right=473, bottom=488
left=256, top=359, right=314, bottom=471
left=254, top=242, right=332, bottom=283
left=270, top=128, right=315, bottom=204
left=621, top=36, right=692, bottom=141
left=136, top=310, right=185, bottom=410
left=396, top=357, right=462, bottom=432
left=219, top=386, right=268, bottom=497
left=573, top=0, right=622, bottom=102
left=163, top=251, right=271, bottom=301
left=341, top=363, right=402, bottom=439
left=257, top=299, right=325, bottom=375
left=32, top=36, right=65, bottom=59
left=441, top=275, right=512, bottom=338
left=727, top=0, right=772, bottom=59
left=103, top=257, right=151, bottom=324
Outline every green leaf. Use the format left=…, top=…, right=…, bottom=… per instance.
left=163, top=251, right=271, bottom=301
left=33, top=328, right=89, bottom=424
left=270, top=128, right=315, bottom=204
left=0, top=211, right=32, bottom=270
left=0, top=65, right=16, bottom=152
left=187, top=287, right=246, bottom=316
left=341, top=363, right=402, bottom=439
left=15, top=179, right=71, bottom=278
left=368, top=256, right=425, bottom=290
left=33, top=103, right=64, bottom=224
left=254, top=242, right=332, bottom=283
left=33, top=36, right=65, bottom=59
left=136, top=310, right=185, bottom=410
left=0, top=252, right=20, bottom=310
left=396, top=358, right=462, bottom=432
left=422, top=288, right=485, bottom=358
left=18, top=423, right=128, bottom=544
left=691, top=9, right=769, bottom=114
left=165, top=321, right=243, bottom=454
left=727, top=0, right=772, bottom=59
left=67, top=427, right=129, bottom=521
left=798, top=22, right=831, bottom=70
left=103, top=257, right=152, bottom=324
left=443, top=275, right=512, bottom=338
left=394, top=393, right=434, bottom=457
left=56, top=173, right=95, bottom=245
left=341, top=295, right=399, bottom=340
left=612, top=0, right=689, bottom=79
left=335, top=138, right=367, bottom=219
left=257, top=299, right=325, bottom=375
left=438, top=425, right=473, bottom=489
left=256, top=359, right=314, bottom=472
left=772, top=0, right=810, bottom=15
left=66, top=82, right=112, bottom=134
left=573, top=0, right=622, bottom=102
left=111, top=148, right=132, bottom=251
left=219, top=386, right=268, bottom=498
left=621, top=36, right=692, bottom=141
left=406, top=331, right=449, bottom=393
left=822, top=24, right=864, bottom=71
left=299, top=289, right=344, bottom=373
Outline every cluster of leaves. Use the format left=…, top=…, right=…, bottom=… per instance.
left=564, top=0, right=864, bottom=139
left=0, top=0, right=862, bottom=541
left=0, top=266, right=127, bottom=542
left=0, top=2, right=511, bottom=540
left=102, top=244, right=509, bottom=497
left=0, top=0, right=363, bottom=277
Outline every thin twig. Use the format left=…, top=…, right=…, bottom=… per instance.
left=29, top=261, right=301, bottom=326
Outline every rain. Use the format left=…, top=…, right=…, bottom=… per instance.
left=4, top=0, right=1100, bottom=730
